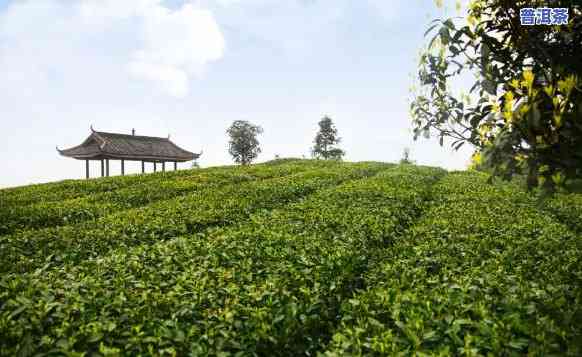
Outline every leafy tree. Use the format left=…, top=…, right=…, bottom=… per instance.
left=226, top=120, right=264, bottom=165
left=411, top=0, right=581, bottom=191
left=400, top=147, right=416, bottom=164
left=311, top=116, right=345, bottom=160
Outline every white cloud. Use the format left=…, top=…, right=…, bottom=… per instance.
left=128, top=4, right=225, bottom=97
left=198, top=0, right=348, bottom=57
left=0, top=0, right=225, bottom=98
left=77, top=0, right=158, bottom=21
left=128, top=61, right=189, bottom=97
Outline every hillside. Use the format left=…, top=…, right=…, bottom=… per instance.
left=0, top=159, right=581, bottom=356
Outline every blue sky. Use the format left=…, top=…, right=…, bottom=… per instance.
left=0, top=0, right=472, bottom=188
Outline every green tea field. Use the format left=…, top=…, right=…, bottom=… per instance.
left=1, top=159, right=581, bottom=356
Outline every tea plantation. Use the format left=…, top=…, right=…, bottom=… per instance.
left=1, top=159, right=581, bottom=356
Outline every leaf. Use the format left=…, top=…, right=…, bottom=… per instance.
left=424, top=22, right=441, bottom=37
left=482, top=79, right=497, bottom=95
left=423, top=330, right=438, bottom=341
left=8, top=305, right=27, bottom=320
left=88, top=333, right=104, bottom=343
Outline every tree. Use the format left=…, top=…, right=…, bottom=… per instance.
left=226, top=120, right=263, bottom=165
left=400, top=147, right=416, bottom=165
left=411, top=1, right=581, bottom=191
left=311, top=116, right=345, bottom=160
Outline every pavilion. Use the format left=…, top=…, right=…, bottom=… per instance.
left=57, top=127, right=201, bottom=179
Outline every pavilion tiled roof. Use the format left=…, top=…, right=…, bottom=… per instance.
left=58, top=128, right=199, bottom=162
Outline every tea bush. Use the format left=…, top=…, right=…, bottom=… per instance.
left=0, top=160, right=338, bottom=235
left=0, top=164, right=442, bottom=355
left=544, top=192, right=582, bottom=233
left=324, top=171, right=582, bottom=356
left=1, top=162, right=388, bottom=275
left=1, top=161, right=581, bottom=356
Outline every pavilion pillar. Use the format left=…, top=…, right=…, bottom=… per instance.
left=154, top=162, right=157, bottom=172
left=121, top=160, right=125, bottom=176
left=141, top=161, right=145, bottom=174
left=100, top=159, right=104, bottom=177
left=106, top=159, right=110, bottom=177
left=162, top=162, right=165, bottom=172
left=85, top=160, right=89, bottom=179
left=174, top=162, right=177, bottom=171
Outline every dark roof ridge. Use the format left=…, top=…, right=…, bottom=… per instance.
left=95, top=131, right=171, bottom=141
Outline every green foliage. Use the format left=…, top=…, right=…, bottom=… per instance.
left=1, top=161, right=378, bottom=275
left=0, top=173, right=164, bottom=209
left=411, top=1, right=582, bottom=191
left=226, top=120, right=264, bottom=165
left=544, top=191, right=582, bottom=233
left=311, top=116, right=345, bottom=160
left=0, top=162, right=316, bottom=235
left=1, top=160, right=581, bottom=355
left=324, top=171, right=582, bottom=355
left=262, top=158, right=304, bottom=166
